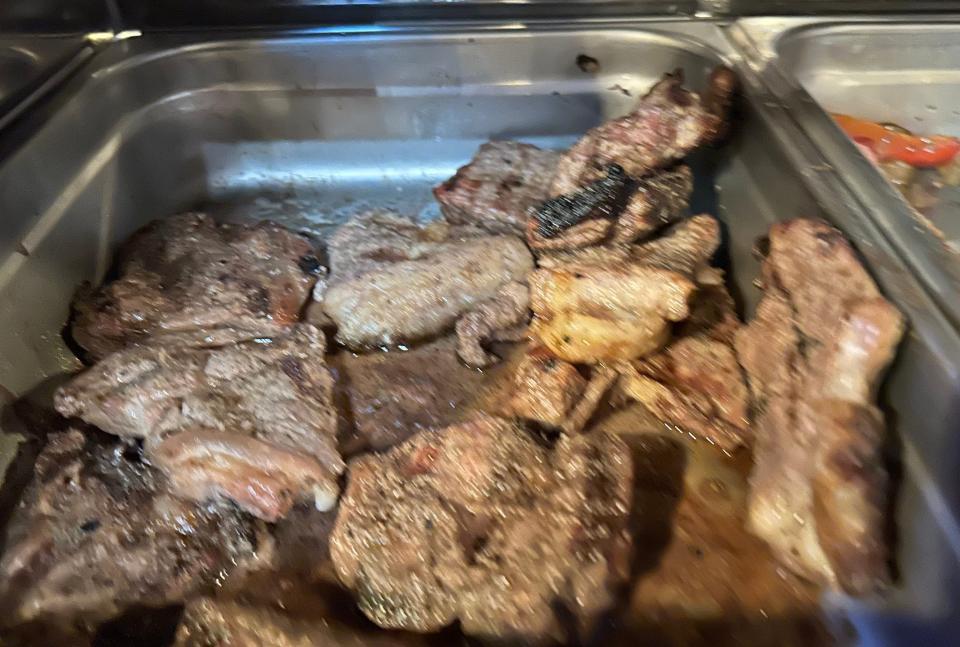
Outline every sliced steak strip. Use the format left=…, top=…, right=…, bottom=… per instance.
left=0, top=429, right=259, bottom=629
left=736, top=218, right=904, bottom=594
left=550, top=67, right=735, bottom=196
left=318, top=212, right=533, bottom=349
left=330, top=415, right=632, bottom=642
left=71, top=213, right=319, bottom=360
left=433, top=141, right=561, bottom=236
left=55, top=325, right=342, bottom=521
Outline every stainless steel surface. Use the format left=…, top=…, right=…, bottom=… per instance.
left=731, top=17, right=960, bottom=331
left=113, top=0, right=696, bottom=30
left=0, top=36, right=91, bottom=132
left=720, top=1, right=960, bottom=15
left=0, top=23, right=958, bottom=642
left=0, top=0, right=114, bottom=33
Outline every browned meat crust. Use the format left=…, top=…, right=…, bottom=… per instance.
left=735, top=218, right=904, bottom=594
left=433, top=141, right=561, bottom=235
left=330, top=416, right=632, bottom=641
left=71, top=213, right=320, bottom=360
left=319, top=212, right=533, bottom=349
left=525, top=165, right=693, bottom=253
left=550, top=67, right=734, bottom=196
left=0, top=429, right=259, bottom=628
left=510, top=346, right=587, bottom=427
left=455, top=280, right=531, bottom=368
left=55, top=325, right=342, bottom=521
left=613, top=165, right=694, bottom=244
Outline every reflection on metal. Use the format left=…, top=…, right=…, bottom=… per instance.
left=0, top=36, right=92, bottom=132
left=0, top=0, right=112, bottom=32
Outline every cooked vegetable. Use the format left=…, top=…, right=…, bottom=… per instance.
left=877, top=160, right=915, bottom=194
left=938, top=155, right=960, bottom=186
left=833, top=113, right=960, bottom=167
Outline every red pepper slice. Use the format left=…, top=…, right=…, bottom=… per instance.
left=832, top=113, right=960, bottom=167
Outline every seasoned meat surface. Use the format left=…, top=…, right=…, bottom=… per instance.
left=550, top=68, right=734, bottom=195
left=613, top=165, right=693, bottom=244
left=71, top=213, right=320, bottom=360
left=529, top=164, right=631, bottom=246
left=332, top=336, right=495, bottom=454
left=617, top=278, right=750, bottom=451
left=529, top=260, right=695, bottom=363
left=55, top=325, right=343, bottom=521
left=735, top=219, right=904, bottom=593
left=455, top=280, right=530, bottom=368
left=434, top=141, right=561, bottom=235
left=631, top=213, right=721, bottom=279
left=319, top=212, right=533, bottom=349
left=175, top=597, right=432, bottom=647
left=510, top=346, right=586, bottom=427
left=0, top=429, right=258, bottom=628
left=330, top=416, right=632, bottom=641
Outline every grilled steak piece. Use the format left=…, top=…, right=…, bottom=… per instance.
left=631, top=213, right=721, bottom=279
left=526, top=165, right=693, bottom=253
left=332, top=336, right=493, bottom=454
left=0, top=429, right=259, bottom=629
left=616, top=275, right=750, bottom=451
left=55, top=325, right=343, bottom=521
left=433, top=141, right=561, bottom=235
left=175, top=597, right=432, bottom=647
left=735, top=218, right=904, bottom=594
left=455, top=280, right=530, bottom=368
left=613, top=165, right=693, bottom=244
left=550, top=67, right=735, bottom=196
left=330, top=415, right=632, bottom=641
left=318, top=212, right=533, bottom=349
left=510, top=346, right=587, bottom=427
left=532, top=164, right=632, bottom=239
left=71, top=213, right=320, bottom=360
left=528, top=259, right=695, bottom=363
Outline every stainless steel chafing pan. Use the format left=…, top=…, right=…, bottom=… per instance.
left=0, top=20, right=957, bottom=643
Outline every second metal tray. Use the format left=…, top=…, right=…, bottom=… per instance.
left=732, top=16, right=960, bottom=330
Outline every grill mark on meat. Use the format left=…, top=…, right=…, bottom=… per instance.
left=433, top=142, right=561, bottom=235
left=532, top=164, right=631, bottom=238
